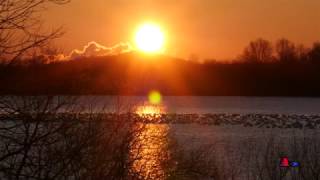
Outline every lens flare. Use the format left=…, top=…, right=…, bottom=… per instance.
left=148, top=91, right=162, bottom=104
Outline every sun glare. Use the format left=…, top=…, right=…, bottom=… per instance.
left=135, top=23, right=165, bottom=53
left=135, top=105, right=165, bottom=119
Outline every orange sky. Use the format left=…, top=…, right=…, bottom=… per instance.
left=45, top=0, right=320, bottom=60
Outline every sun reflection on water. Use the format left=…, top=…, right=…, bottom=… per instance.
left=135, top=104, right=166, bottom=119
left=130, top=95, right=169, bottom=179
left=130, top=124, right=169, bottom=179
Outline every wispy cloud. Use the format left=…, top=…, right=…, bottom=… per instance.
left=69, top=41, right=133, bottom=60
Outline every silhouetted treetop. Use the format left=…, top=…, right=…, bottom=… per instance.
left=241, top=38, right=273, bottom=63
left=309, top=42, right=320, bottom=63
left=275, top=39, right=297, bottom=63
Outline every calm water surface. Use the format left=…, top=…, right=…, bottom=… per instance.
left=80, top=96, right=320, bottom=115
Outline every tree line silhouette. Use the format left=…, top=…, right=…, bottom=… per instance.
left=0, top=38, right=320, bottom=96
left=238, top=38, right=320, bottom=64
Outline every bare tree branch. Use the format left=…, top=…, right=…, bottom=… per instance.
left=0, top=0, right=69, bottom=63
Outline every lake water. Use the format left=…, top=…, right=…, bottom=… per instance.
left=79, top=96, right=320, bottom=115
left=1, top=96, right=320, bottom=179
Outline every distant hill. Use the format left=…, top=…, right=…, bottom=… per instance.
left=1, top=52, right=320, bottom=96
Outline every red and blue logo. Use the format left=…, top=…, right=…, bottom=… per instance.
left=280, top=157, right=300, bottom=168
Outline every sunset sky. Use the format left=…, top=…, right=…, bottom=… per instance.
left=45, top=0, right=320, bottom=60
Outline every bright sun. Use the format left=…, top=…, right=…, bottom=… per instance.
left=135, top=23, right=165, bottom=53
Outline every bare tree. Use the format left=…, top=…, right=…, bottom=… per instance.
left=27, top=43, right=65, bottom=65
left=241, top=38, right=274, bottom=63
left=0, top=96, right=170, bottom=179
left=309, top=42, right=320, bottom=63
left=295, top=44, right=310, bottom=62
left=0, top=0, right=69, bottom=64
left=275, top=38, right=297, bottom=63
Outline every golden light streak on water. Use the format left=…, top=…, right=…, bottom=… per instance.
left=130, top=124, right=169, bottom=179
left=135, top=104, right=166, bottom=120
left=136, top=105, right=163, bottom=116
left=131, top=102, right=169, bottom=179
